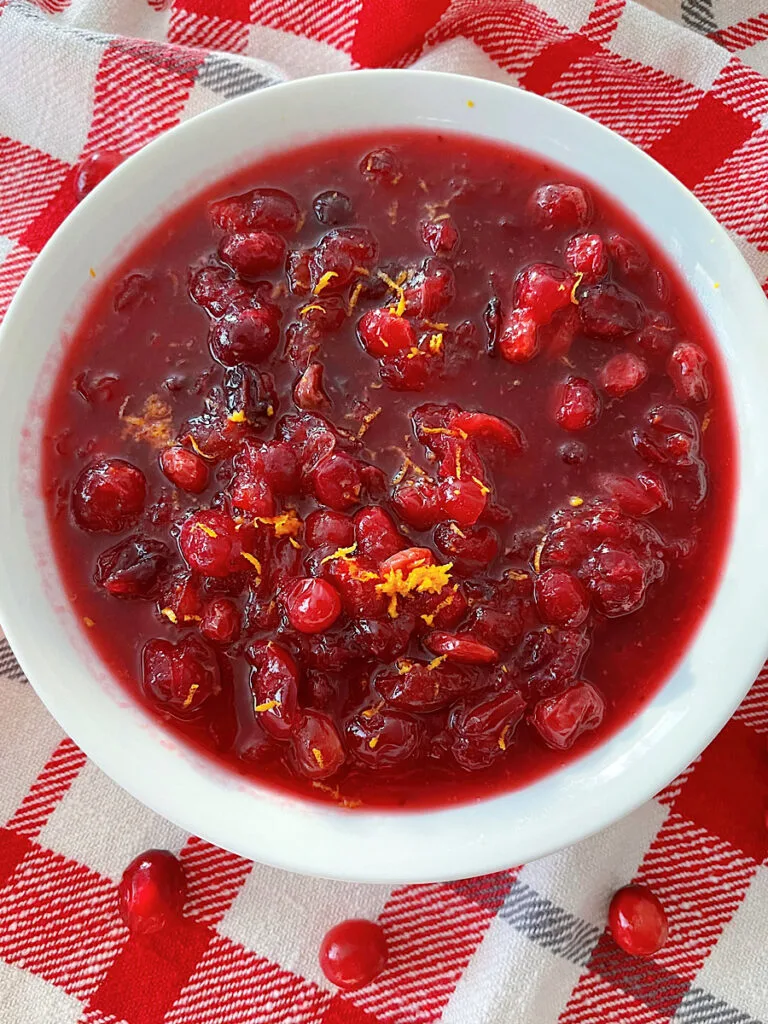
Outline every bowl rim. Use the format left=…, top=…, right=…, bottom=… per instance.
left=2, top=68, right=768, bottom=883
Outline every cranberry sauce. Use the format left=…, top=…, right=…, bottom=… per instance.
left=42, top=130, right=735, bottom=810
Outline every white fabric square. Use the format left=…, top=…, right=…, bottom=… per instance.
left=414, top=38, right=522, bottom=86
left=0, top=682, right=64, bottom=826
left=544, top=0, right=595, bottom=32
left=39, top=760, right=188, bottom=880
left=245, top=26, right=352, bottom=76
left=518, top=798, right=668, bottom=929
left=0, top=236, right=14, bottom=265
left=59, top=0, right=171, bottom=42
left=219, top=862, right=391, bottom=989
left=0, top=957, right=83, bottom=1024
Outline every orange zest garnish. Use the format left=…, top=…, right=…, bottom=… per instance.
left=428, top=332, right=443, bottom=354
left=348, top=281, right=364, bottom=314
left=160, top=607, right=178, bottom=624
left=533, top=539, right=545, bottom=574
left=289, top=537, right=302, bottom=550
left=194, top=523, right=217, bottom=538
left=183, top=683, right=199, bottom=709
left=427, top=655, right=447, bottom=671
left=320, top=542, right=358, bottom=565
left=228, top=409, right=246, bottom=423
left=357, top=407, right=382, bottom=439
left=241, top=552, right=262, bottom=573
left=313, top=271, right=338, bottom=295
left=83, top=616, right=95, bottom=628
left=311, top=747, right=325, bottom=768
left=569, top=496, right=584, bottom=508
left=300, top=303, right=325, bottom=316
left=376, top=560, right=453, bottom=620
left=255, top=509, right=302, bottom=538
left=498, top=724, right=510, bottom=751
left=361, top=702, right=384, bottom=719
left=187, top=434, right=215, bottom=460
left=368, top=736, right=380, bottom=749
left=570, top=271, right=584, bottom=306
left=376, top=270, right=406, bottom=317
left=254, top=699, right=280, bottom=713
left=472, top=476, right=491, bottom=496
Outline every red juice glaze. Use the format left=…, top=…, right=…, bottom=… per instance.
left=42, top=130, right=736, bottom=810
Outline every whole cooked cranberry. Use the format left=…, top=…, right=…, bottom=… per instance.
left=600, top=351, right=648, bottom=398
left=514, top=263, right=573, bottom=324
left=313, top=189, right=354, bottom=226
left=564, top=233, right=607, bottom=282
left=74, top=150, right=123, bottom=202
left=529, top=183, right=591, bottom=230
left=189, top=265, right=250, bottom=318
left=230, top=444, right=276, bottom=517
left=292, top=710, right=346, bottom=780
left=360, top=148, right=403, bottom=186
left=424, top=631, right=498, bottom=665
left=284, top=577, right=342, bottom=634
left=578, top=282, right=645, bottom=340
left=179, top=509, right=247, bottom=577
left=667, top=342, right=709, bottom=403
left=218, top=230, right=286, bottom=276
left=315, top=228, right=378, bottom=278
left=608, top=884, right=669, bottom=957
left=420, top=584, right=469, bottom=631
left=117, top=849, right=186, bottom=936
left=530, top=681, right=604, bottom=749
left=450, top=690, right=527, bottom=770
left=554, top=376, right=600, bottom=432
left=520, top=626, right=591, bottom=699
left=559, top=441, right=587, bottom=465
left=305, top=510, right=355, bottom=549
left=607, top=233, right=649, bottom=277
left=209, top=187, right=300, bottom=233
left=246, top=640, right=299, bottom=739
left=534, top=568, right=589, bottom=627
left=433, top=522, right=499, bottom=574
left=404, top=259, right=455, bottom=318
left=354, top=614, right=415, bottom=660
left=200, top=596, right=240, bottom=644
left=354, top=506, right=405, bottom=564
left=583, top=543, right=657, bottom=616
left=293, top=362, right=330, bottom=411
left=379, top=349, right=431, bottom=392
left=379, top=545, right=435, bottom=577
left=357, top=308, right=416, bottom=358
left=637, top=311, right=676, bottom=355
left=319, top=919, right=388, bottom=990
left=499, top=308, right=538, bottom=363
left=422, top=217, right=459, bottom=255
left=324, top=556, right=387, bottom=619
left=72, top=458, right=146, bottom=533
left=160, top=446, right=209, bottom=494
left=346, top=708, right=423, bottom=768
left=208, top=306, right=280, bottom=366
left=141, top=634, right=219, bottom=715
left=312, top=452, right=363, bottom=511
left=298, top=295, right=347, bottom=336
left=439, top=476, right=488, bottom=527
left=95, top=536, right=169, bottom=599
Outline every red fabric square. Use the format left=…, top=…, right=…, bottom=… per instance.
left=322, top=996, right=383, bottom=1024
left=180, top=0, right=251, bottom=20
left=672, top=718, right=768, bottom=861
left=521, top=35, right=599, bottom=95
left=585, top=933, right=688, bottom=1018
left=0, top=137, right=70, bottom=242
left=89, top=918, right=213, bottom=1024
left=649, top=93, right=757, bottom=189
left=0, top=829, right=32, bottom=889
left=560, top=970, right=679, bottom=1024
left=351, top=0, right=450, bottom=68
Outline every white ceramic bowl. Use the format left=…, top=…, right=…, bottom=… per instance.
left=2, top=70, right=768, bottom=883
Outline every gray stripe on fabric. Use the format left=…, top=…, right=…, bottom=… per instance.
left=674, top=988, right=765, bottom=1024
left=197, top=54, right=278, bottom=98
left=681, top=0, right=718, bottom=34
left=499, top=881, right=602, bottom=967
left=0, top=639, right=26, bottom=683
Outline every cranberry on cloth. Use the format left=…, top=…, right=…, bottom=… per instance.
left=2, top=2, right=768, bottom=1023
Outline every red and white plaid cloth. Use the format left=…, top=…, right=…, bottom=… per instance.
left=2, top=1, right=768, bottom=1021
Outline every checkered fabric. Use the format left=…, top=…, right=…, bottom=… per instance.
left=2, top=1, right=768, bottom=1021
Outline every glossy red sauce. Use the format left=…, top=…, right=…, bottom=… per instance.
left=41, top=130, right=736, bottom=810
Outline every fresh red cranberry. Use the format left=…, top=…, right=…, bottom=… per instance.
left=451, top=410, right=525, bottom=455
left=200, top=596, right=240, bottom=643
left=179, top=509, right=248, bottom=577
left=608, top=884, right=668, bottom=957
left=246, top=640, right=299, bottom=739
left=160, top=446, right=209, bottom=494
left=565, top=233, right=608, bottom=282
left=313, top=189, right=354, bottom=226
left=534, top=568, right=589, bottom=627
left=529, top=183, right=591, bottom=230
left=305, top=510, right=355, bottom=549
left=579, top=282, right=645, bottom=340
left=607, top=234, right=649, bottom=277
left=284, top=577, right=342, bottom=633
left=553, top=377, right=600, bottom=431
left=312, top=452, right=363, bottom=511
left=667, top=342, right=709, bottom=403
left=72, top=458, right=146, bottom=533
left=439, top=476, right=488, bottom=526
left=74, top=150, right=123, bottom=202
left=293, top=362, right=330, bottom=411
left=208, top=306, right=280, bottom=366
left=530, top=681, right=604, bottom=749
left=292, top=711, right=346, bottom=780
left=450, top=690, right=527, bottom=769
left=117, top=849, right=186, bottom=936
left=346, top=709, right=423, bottom=768
left=424, top=631, right=498, bottom=665
left=357, top=308, right=416, bottom=358
left=514, top=263, right=574, bottom=324
left=422, top=217, right=459, bottom=255
left=433, top=522, right=499, bottom=574
left=354, top=506, right=405, bottom=564
left=600, top=351, right=648, bottom=398
left=95, top=536, right=169, bottom=599
left=218, top=230, right=286, bottom=276
left=499, top=308, right=538, bottom=363
left=141, top=635, right=219, bottom=715
left=209, top=187, right=300, bottom=233
left=319, top=919, right=388, bottom=990
left=360, top=148, right=402, bottom=186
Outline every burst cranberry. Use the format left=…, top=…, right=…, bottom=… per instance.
left=313, top=189, right=353, bottom=225
left=534, top=568, right=589, bottom=627
left=142, top=634, right=219, bottom=715
left=200, top=596, right=240, bottom=643
left=392, top=478, right=441, bottom=530
left=600, top=352, right=648, bottom=398
left=218, top=230, right=286, bottom=276
left=74, top=150, right=123, bottom=202
left=355, top=506, right=405, bottom=564
left=379, top=349, right=431, bottom=392
left=305, top=510, right=355, bottom=549
left=579, top=282, right=645, bottom=340
left=262, top=441, right=299, bottom=494
left=208, top=306, right=280, bottom=366
left=284, top=577, right=342, bottom=633
left=515, top=263, right=574, bottom=324
left=600, top=471, right=668, bottom=516
left=404, top=259, right=455, bottom=318
left=95, top=536, right=169, bottom=599
left=323, top=555, right=386, bottom=619
left=554, top=376, right=600, bottom=432
left=312, top=452, right=363, bottom=511
left=379, top=545, right=435, bottom=578
left=424, top=631, right=498, bottom=665
left=292, top=710, right=346, bottom=780
left=451, top=411, right=525, bottom=455
left=499, top=308, right=538, bottom=363
left=376, top=661, right=471, bottom=712
left=72, top=458, right=146, bottom=533
left=667, top=342, right=709, bottom=403
left=160, top=446, right=209, bottom=494
left=117, top=849, right=186, bottom=936
left=583, top=543, right=655, bottom=616
left=608, top=885, right=669, bottom=957
left=360, top=148, right=402, bottom=185
left=422, top=217, right=459, bottom=255
left=531, top=681, right=604, bottom=749
left=179, top=510, right=247, bottom=577
left=209, top=187, right=300, bottom=233
left=439, top=476, right=488, bottom=526
left=451, top=690, right=527, bottom=769
left=294, top=362, right=330, bottom=411
left=160, top=571, right=202, bottom=622
left=529, top=183, right=591, bottom=230
left=433, top=522, right=499, bottom=574
left=357, top=308, right=416, bottom=357
left=565, top=233, right=607, bottom=281
left=354, top=614, right=415, bottom=660
left=346, top=709, right=423, bottom=768
left=607, top=234, right=649, bottom=277
left=247, top=640, right=299, bottom=739
left=319, top=919, right=388, bottom=990
left=230, top=446, right=276, bottom=518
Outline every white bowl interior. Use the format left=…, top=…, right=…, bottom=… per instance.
left=2, top=70, right=768, bottom=883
